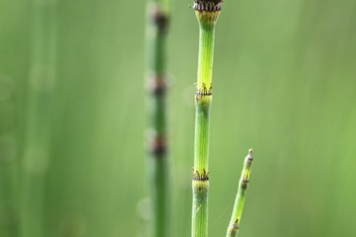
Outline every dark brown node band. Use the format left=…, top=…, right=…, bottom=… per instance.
left=147, top=133, right=167, bottom=157
left=148, top=4, right=169, bottom=33
left=241, top=178, right=249, bottom=189
left=192, top=0, right=222, bottom=12
left=192, top=168, right=209, bottom=181
left=195, top=83, right=212, bottom=95
left=195, top=90, right=212, bottom=96
left=146, top=75, right=167, bottom=96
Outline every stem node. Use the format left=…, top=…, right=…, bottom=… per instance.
left=147, top=3, right=169, bottom=34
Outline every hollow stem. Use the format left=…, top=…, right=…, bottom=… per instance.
left=145, top=1, right=170, bottom=237
left=226, top=149, right=254, bottom=237
left=191, top=2, right=222, bottom=237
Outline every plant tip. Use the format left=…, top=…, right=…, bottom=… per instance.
left=247, top=149, right=253, bottom=161
left=192, top=0, right=222, bottom=12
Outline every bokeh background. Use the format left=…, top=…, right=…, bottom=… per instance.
left=1, top=0, right=356, bottom=237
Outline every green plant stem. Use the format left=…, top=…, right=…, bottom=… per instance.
left=226, top=149, right=254, bottom=237
left=0, top=77, right=20, bottom=237
left=191, top=23, right=214, bottom=237
left=192, top=2, right=221, bottom=237
left=145, top=1, right=170, bottom=237
left=22, top=1, right=57, bottom=237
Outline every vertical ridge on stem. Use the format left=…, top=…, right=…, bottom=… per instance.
left=191, top=1, right=222, bottom=237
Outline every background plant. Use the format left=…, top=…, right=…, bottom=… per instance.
left=22, top=1, right=57, bottom=237
left=144, top=0, right=170, bottom=236
left=0, top=0, right=355, bottom=237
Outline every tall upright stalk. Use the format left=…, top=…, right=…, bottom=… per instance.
left=145, top=0, right=170, bottom=237
left=22, top=1, right=57, bottom=237
left=226, top=149, right=254, bottom=237
left=191, top=1, right=222, bottom=237
left=0, top=77, right=19, bottom=237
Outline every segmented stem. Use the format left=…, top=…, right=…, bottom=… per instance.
left=192, top=2, right=222, bottom=237
left=0, top=77, right=20, bottom=237
left=226, top=149, right=254, bottom=237
left=22, top=1, right=57, bottom=237
left=145, top=1, right=170, bottom=237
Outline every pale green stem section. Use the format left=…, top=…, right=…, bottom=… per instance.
left=191, top=179, right=209, bottom=237
left=196, top=24, right=215, bottom=98
left=22, top=1, right=57, bottom=237
left=194, top=23, right=215, bottom=172
left=0, top=77, right=20, bottom=237
left=145, top=1, right=170, bottom=237
left=226, top=150, right=254, bottom=237
left=192, top=13, right=218, bottom=237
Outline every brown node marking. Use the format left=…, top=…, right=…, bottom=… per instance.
left=195, top=82, right=212, bottom=102
left=229, top=218, right=239, bottom=229
left=228, top=219, right=239, bottom=233
left=192, top=0, right=223, bottom=12
left=147, top=132, right=167, bottom=157
left=148, top=4, right=169, bottom=33
left=146, top=74, right=167, bottom=96
left=192, top=168, right=209, bottom=181
left=202, top=83, right=207, bottom=94
left=241, top=178, right=249, bottom=189
left=195, top=83, right=212, bottom=95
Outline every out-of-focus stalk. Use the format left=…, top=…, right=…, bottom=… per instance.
left=145, top=0, right=170, bottom=237
left=0, top=77, right=20, bottom=237
left=22, top=1, right=57, bottom=237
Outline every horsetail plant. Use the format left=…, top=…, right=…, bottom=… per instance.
left=22, top=1, right=57, bottom=237
left=145, top=0, right=170, bottom=237
left=0, top=77, right=20, bottom=237
left=226, top=149, right=254, bottom=237
left=191, top=1, right=222, bottom=237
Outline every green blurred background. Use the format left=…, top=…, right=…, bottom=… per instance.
left=1, top=0, right=356, bottom=237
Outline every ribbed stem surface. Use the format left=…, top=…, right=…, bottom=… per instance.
left=196, top=25, right=215, bottom=97
left=192, top=3, right=221, bottom=237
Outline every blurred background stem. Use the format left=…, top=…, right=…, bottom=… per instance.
left=145, top=0, right=170, bottom=237
left=22, top=1, right=57, bottom=237
left=0, top=77, right=20, bottom=237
